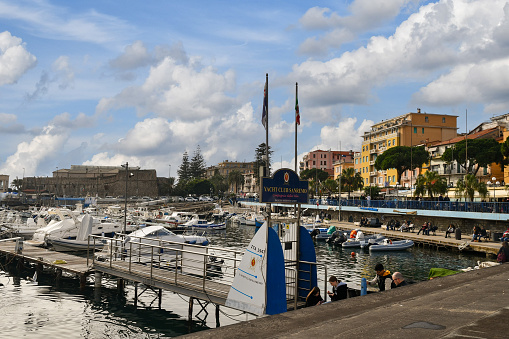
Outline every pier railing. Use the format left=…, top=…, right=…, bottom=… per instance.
left=238, top=197, right=509, bottom=214
left=88, top=234, right=244, bottom=302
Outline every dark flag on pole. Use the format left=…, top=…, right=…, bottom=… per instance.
left=262, top=78, right=268, bottom=129
left=295, top=89, right=300, bottom=125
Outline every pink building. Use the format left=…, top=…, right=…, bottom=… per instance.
left=300, top=150, right=355, bottom=178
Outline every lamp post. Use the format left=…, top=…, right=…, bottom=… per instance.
left=395, top=182, right=399, bottom=208
left=168, top=164, right=171, bottom=197
left=121, top=162, right=129, bottom=234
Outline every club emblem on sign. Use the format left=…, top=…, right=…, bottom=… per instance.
left=284, top=172, right=289, bottom=183
left=251, top=257, right=256, bottom=267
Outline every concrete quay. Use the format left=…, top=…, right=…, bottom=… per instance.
left=183, top=263, right=509, bottom=339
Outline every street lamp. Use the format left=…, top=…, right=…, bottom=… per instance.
left=488, top=177, right=500, bottom=213
left=168, top=164, right=171, bottom=197
left=395, top=181, right=400, bottom=207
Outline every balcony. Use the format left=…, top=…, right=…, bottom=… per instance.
left=370, top=171, right=377, bottom=176
left=369, top=160, right=375, bottom=165
left=379, top=146, right=387, bottom=152
left=370, top=149, right=377, bottom=154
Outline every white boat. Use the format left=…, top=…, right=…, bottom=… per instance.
left=304, top=223, right=334, bottom=241
left=127, top=225, right=209, bottom=246
left=47, top=215, right=106, bottom=252
left=369, top=239, right=414, bottom=252
left=342, top=232, right=385, bottom=248
left=26, top=209, right=134, bottom=247
left=181, top=215, right=226, bottom=230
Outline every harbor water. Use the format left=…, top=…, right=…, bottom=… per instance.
left=0, top=222, right=494, bottom=338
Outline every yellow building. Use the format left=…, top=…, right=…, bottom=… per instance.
left=358, top=109, right=457, bottom=188
left=333, top=159, right=354, bottom=180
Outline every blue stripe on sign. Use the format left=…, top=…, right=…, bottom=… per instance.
left=238, top=268, right=257, bottom=279
left=231, top=286, right=253, bottom=299
left=246, top=248, right=262, bottom=257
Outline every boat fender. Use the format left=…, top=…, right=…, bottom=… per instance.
left=188, top=240, right=196, bottom=244
left=202, top=240, right=209, bottom=246
left=351, top=252, right=355, bottom=257
left=389, top=240, right=393, bottom=244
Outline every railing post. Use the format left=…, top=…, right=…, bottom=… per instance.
left=324, top=265, right=328, bottom=302
left=129, top=240, right=132, bottom=272
left=150, top=246, right=154, bottom=279
left=202, top=253, right=207, bottom=291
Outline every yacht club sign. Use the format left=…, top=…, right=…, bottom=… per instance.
left=260, top=168, right=309, bottom=204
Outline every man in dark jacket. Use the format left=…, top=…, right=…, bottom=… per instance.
left=368, top=263, right=394, bottom=291
left=327, top=276, right=347, bottom=301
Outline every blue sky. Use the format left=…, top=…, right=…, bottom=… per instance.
left=0, top=0, right=508, bottom=182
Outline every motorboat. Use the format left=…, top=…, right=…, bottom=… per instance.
left=342, top=231, right=386, bottom=248
left=180, top=214, right=226, bottom=230
left=369, top=239, right=414, bottom=252
left=47, top=215, right=107, bottom=252
left=127, top=225, right=209, bottom=246
left=304, top=223, right=334, bottom=241
left=26, top=209, right=135, bottom=247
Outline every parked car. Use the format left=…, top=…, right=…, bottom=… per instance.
left=177, top=196, right=184, bottom=202
left=185, top=196, right=198, bottom=202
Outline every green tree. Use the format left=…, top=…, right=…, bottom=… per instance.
left=413, top=171, right=447, bottom=199
left=363, top=185, right=382, bottom=199
left=300, top=168, right=329, bottom=182
left=340, top=168, right=364, bottom=199
left=177, top=151, right=191, bottom=183
left=185, top=178, right=214, bottom=196
left=209, top=169, right=227, bottom=195
left=322, top=178, right=338, bottom=196
left=228, top=170, right=244, bottom=194
left=11, top=178, right=23, bottom=191
left=254, top=143, right=272, bottom=184
left=189, top=145, right=206, bottom=179
left=455, top=174, right=488, bottom=201
left=441, top=139, right=504, bottom=175
left=374, top=146, right=429, bottom=184
left=500, top=136, right=509, bottom=169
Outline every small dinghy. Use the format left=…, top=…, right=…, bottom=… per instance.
left=369, top=239, right=414, bottom=252
left=342, top=231, right=385, bottom=248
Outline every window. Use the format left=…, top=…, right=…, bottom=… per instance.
left=392, top=175, right=395, bottom=182
left=324, top=161, right=327, bottom=166
left=425, top=116, right=429, bottom=122
left=379, top=177, right=382, bottom=184
left=393, top=139, right=396, bottom=145
left=313, top=161, right=315, bottom=165
left=422, top=128, right=424, bottom=133
left=442, top=117, right=446, bottom=123
left=355, top=159, right=358, bottom=164
left=313, top=154, right=316, bottom=158
left=414, top=127, right=417, bottom=133
left=388, top=140, right=391, bottom=146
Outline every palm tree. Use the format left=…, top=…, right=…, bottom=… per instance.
left=11, top=178, right=23, bottom=191
left=341, top=168, right=364, bottom=199
left=455, top=174, right=488, bottom=201
left=227, top=170, right=244, bottom=194
left=413, top=171, right=447, bottom=199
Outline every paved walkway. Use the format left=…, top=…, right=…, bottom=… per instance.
left=183, top=263, right=509, bottom=338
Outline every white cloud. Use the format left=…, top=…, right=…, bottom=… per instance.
left=52, top=56, right=74, bottom=89
left=0, top=124, right=69, bottom=178
left=298, top=1, right=414, bottom=55
left=292, top=0, right=509, bottom=113
left=0, top=31, right=36, bottom=85
left=318, top=117, right=373, bottom=151
left=97, top=56, right=237, bottom=121
left=0, top=1, right=134, bottom=45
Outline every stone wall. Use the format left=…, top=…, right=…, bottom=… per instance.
left=23, top=169, right=158, bottom=198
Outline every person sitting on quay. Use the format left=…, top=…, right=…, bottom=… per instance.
left=501, top=228, right=509, bottom=242
left=417, top=223, right=428, bottom=235
left=368, top=263, right=394, bottom=292
left=305, top=286, right=324, bottom=307
left=392, top=272, right=412, bottom=288
left=497, top=241, right=509, bottom=263
left=445, top=224, right=455, bottom=238
left=472, top=226, right=482, bottom=242
left=428, top=222, right=438, bottom=235
left=399, top=221, right=409, bottom=232
left=327, top=276, right=347, bottom=301
left=480, top=226, right=488, bottom=241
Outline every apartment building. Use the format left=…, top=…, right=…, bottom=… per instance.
left=356, top=109, right=457, bottom=188
left=301, top=150, right=354, bottom=178
left=205, top=160, right=255, bottom=178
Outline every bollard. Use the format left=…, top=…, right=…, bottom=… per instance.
left=360, top=278, right=367, bottom=296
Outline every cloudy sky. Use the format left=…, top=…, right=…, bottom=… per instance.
left=1, top=0, right=508, bottom=182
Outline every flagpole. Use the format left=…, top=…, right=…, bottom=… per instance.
left=295, top=82, right=298, bottom=172
left=264, top=73, right=271, bottom=315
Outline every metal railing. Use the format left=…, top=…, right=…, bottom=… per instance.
left=88, top=233, right=244, bottom=297
left=238, top=197, right=509, bottom=214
